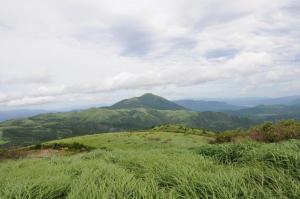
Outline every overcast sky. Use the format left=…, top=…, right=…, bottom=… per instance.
left=0, top=0, right=299, bottom=109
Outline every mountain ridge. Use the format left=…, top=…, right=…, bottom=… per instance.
left=0, top=93, right=253, bottom=147
left=175, top=99, right=244, bottom=112
left=0, top=109, right=47, bottom=122
left=110, top=93, right=186, bottom=110
left=227, top=104, right=300, bottom=121
left=0, top=108, right=253, bottom=147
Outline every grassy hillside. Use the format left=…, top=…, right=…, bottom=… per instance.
left=229, top=104, right=300, bottom=121
left=110, top=93, right=186, bottom=110
left=47, top=130, right=210, bottom=150
left=0, top=108, right=253, bottom=147
left=0, top=130, right=299, bottom=198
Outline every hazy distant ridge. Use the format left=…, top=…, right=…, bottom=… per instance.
left=175, top=100, right=244, bottom=112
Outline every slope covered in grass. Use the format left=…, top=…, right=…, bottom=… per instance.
left=0, top=131, right=299, bottom=199
left=0, top=108, right=252, bottom=147
left=0, top=138, right=6, bottom=145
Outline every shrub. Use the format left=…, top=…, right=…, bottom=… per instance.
left=197, top=143, right=255, bottom=164
left=249, top=120, right=300, bottom=143
left=210, top=129, right=245, bottom=144
left=42, top=142, right=95, bottom=152
left=32, top=143, right=43, bottom=150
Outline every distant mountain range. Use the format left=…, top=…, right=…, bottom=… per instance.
left=174, top=100, right=244, bottom=112
left=0, top=109, right=47, bottom=122
left=1, top=93, right=300, bottom=148
left=174, top=96, right=300, bottom=112
left=227, top=104, right=300, bottom=121
left=0, top=94, right=253, bottom=147
left=174, top=96, right=300, bottom=121
left=222, top=95, right=300, bottom=107
left=2, top=95, right=299, bottom=122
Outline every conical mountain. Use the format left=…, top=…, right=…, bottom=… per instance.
left=110, top=93, right=186, bottom=110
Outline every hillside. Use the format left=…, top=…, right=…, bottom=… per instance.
left=110, top=93, right=186, bottom=110
left=228, top=104, right=300, bottom=121
left=0, top=129, right=299, bottom=198
left=290, top=99, right=300, bottom=106
left=0, top=108, right=253, bottom=147
left=175, top=99, right=244, bottom=111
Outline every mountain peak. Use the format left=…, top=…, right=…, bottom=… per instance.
left=110, top=93, right=186, bottom=110
left=140, top=93, right=158, bottom=97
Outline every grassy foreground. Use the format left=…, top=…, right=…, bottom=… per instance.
left=0, top=131, right=300, bottom=199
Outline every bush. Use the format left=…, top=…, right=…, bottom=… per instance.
left=249, top=120, right=300, bottom=142
left=197, top=143, right=256, bottom=164
left=210, top=129, right=245, bottom=144
left=41, top=142, right=95, bottom=152
left=32, top=143, right=43, bottom=150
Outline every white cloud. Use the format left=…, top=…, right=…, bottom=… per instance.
left=0, top=0, right=299, bottom=108
left=3, top=96, right=54, bottom=107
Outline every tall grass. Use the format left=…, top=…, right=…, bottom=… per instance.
left=0, top=137, right=300, bottom=198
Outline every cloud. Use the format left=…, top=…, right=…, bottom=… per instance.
left=3, top=96, right=54, bottom=107
left=205, top=48, right=239, bottom=60
left=110, top=20, right=156, bottom=56
left=0, top=72, right=52, bottom=86
left=0, top=0, right=299, bottom=107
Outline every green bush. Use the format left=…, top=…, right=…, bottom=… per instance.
left=197, top=142, right=256, bottom=164
left=39, top=142, right=95, bottom=152
left=210, top=129, right=246, bottom=144
left=249, top=120, right=300, bottom=142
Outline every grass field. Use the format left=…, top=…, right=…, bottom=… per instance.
left=0, top=131, right=300, bottom=198
left=0, top=139, right=6, bottom=145
left=48, top=131, right=211, bottom=150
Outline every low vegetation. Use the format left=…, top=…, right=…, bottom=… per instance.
left=209, top=129, right=246, bottom=144
left=0, top=125, right=299, bottom=198
left=151, top=124, right=213, bottom=136
left=0, top=142, right=93, bottom=160
left=210, top=120, right=300, bottom=144
left=249, top=120, right=300, bottom=142
left=31, top=142, right=95, bottom=152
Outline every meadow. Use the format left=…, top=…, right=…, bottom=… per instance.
left=0, top=128, right=299, bottom=199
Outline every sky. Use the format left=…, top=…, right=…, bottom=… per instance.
left=0, top=0, right=299, bottom=109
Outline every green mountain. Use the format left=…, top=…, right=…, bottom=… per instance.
left=228, top=104, right=300, bottom=121
left=0, top=106, right=253, bottom=147
left=110, top=93, right=186, bottom=110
